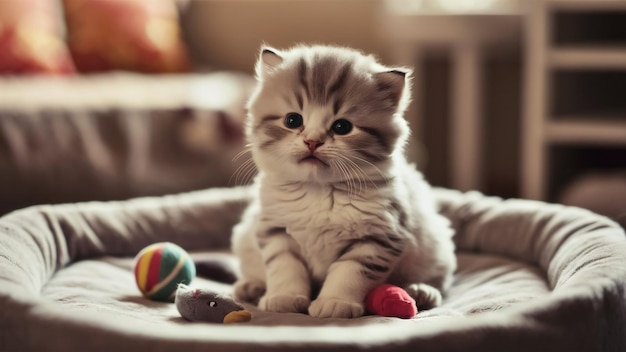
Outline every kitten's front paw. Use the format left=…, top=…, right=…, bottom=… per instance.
left=233, top=279, right=266, bottom=304
left=258, top=294, right=310, bottom=313
left=404, top=283, right=442, bottom=310
left=309, top=297, right=364, bottom=319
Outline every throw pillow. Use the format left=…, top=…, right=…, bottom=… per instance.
left=0, top=0, right=75, bottom=74
left=63, top=0, right=190, bottom=73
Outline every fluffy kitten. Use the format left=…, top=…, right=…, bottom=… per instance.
left=231, top=45, right=456, bottom=319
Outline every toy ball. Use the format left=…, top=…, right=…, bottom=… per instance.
left=134, top=242, right=196, bottom=302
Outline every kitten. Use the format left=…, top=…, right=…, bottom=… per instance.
left=231, top=45, right=456, bottom=318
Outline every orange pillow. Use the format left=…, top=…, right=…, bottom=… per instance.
left=0, top=0, right=76, bottom=74
left=64, top=0, right=190, bottom=73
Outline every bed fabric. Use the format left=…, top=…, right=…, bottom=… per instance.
left=1, top=186, right=625, bottom=351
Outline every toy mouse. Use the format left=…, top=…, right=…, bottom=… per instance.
left=175, top=284, right=252, bottom=324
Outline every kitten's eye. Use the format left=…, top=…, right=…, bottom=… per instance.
left=284, top=112, right=303, bottom=129
left=208, top=301, right=217, bottom=307
left=331, top=119, right=353, bottom=135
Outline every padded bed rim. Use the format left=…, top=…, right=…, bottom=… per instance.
left=1, top=187, right=625, bottom=351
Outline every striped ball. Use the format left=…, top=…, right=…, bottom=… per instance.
left=134, top=242, right=196, bottom=302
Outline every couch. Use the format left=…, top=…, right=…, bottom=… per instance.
left=0, top=71, right=254, bottom=216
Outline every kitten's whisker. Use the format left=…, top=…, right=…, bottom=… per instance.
left=328, top=152, right=369, bottom=196
left=337, top=154, right=369, bottom=193
left=338, top=157, right=363, bottom=195
left=232, top=146, right=253, bottom=162
left=229, top=158, right=251, bottom=185
left=230, top=158, right=257, bottom=186
left=330, top=159, right=350, bottom=195
left=332, top=159, right=356, bottom=196
left=239, top=160, right=259, bottom=185
left=346, top=154, right=389, bottom=182
left=333, top=153, right=377, bottom=193
left=324, top=150, right=359, bottom=193
left=340, top=160, right=358, bottom=196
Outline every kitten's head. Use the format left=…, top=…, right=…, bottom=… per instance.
left=247, top=45, right=411, bottom=184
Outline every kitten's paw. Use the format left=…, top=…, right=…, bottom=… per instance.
left=259, top=294, right=310, bottom=313
left=309, top=297, right=364, bottom=319
left=404, top=283, right=442, bottom=310
left=233, top=279, right=266, bottom=304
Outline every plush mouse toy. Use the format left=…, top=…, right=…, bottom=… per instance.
left=175, top=284, right=252, bottom=324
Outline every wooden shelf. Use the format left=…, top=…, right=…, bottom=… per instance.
left=546, top=0, right=626, bottom=10
left=523, top=0, right=626, bottom=201
left=549, top=48, right=626, bottom=69
left=546, top=119, right=626, bottom=145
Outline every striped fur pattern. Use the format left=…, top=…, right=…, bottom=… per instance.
left=231, top=45, right=456, bottom=318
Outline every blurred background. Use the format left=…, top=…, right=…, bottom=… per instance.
left=0, top=0, right=624, bottom=227
left=184, top=0, right=524, bottom=199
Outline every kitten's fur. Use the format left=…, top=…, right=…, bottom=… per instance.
left=232, top=45, right=456, bottom=318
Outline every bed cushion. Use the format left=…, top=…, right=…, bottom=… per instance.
left=1, top=187, right=625, bottom=351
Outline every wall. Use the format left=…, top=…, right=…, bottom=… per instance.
left=182, top=0, right=392, bottom=73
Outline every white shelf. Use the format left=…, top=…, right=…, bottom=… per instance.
left=546, top=119, right=626, bottom=145
left=549, top=48, right=626, bottom=69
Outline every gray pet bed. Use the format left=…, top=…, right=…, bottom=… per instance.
left=1, top=186, right=625, bottom=351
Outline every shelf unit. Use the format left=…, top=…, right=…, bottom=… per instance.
left=522, top=0, right=626, bottom=201
left=549, top=48, right=626, bottom=69
left=378, top=0, right=523, bottom=193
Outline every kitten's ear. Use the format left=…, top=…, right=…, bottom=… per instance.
left=374, top=68, right=411, bottom=106
left=256, top=46, right=284, bottom=79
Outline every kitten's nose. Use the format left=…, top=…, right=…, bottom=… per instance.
left=304, top=139, right=324, bottom=152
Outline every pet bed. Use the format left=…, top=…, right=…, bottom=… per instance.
left=1, top=186, right=625, bottom=351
